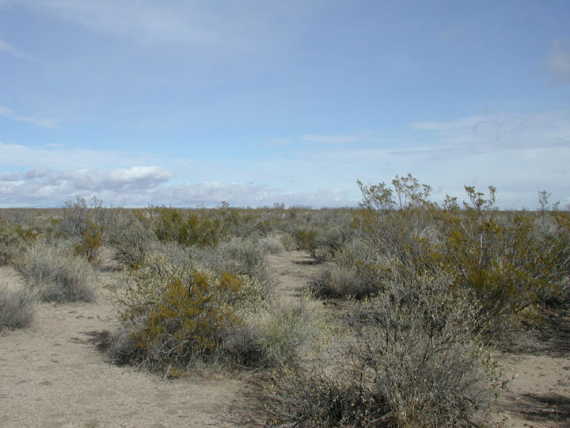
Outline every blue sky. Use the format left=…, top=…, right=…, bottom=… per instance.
left=1, top=0, right=569, bottom=208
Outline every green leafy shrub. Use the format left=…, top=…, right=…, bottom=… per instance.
left=14, top=240, right=97, bottom=303
left=0, top=287, right=34, bottom=332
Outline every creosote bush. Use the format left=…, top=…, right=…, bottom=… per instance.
left=151, top=207, right=226, bottom=247
left=73, top=220, right=104, bottom=263
left=0, top=287, right=34, bottom=332
left=321, top=174, right=570, bottom=334
left=109, top=256, right=311, bottom=372
left=14, top=240, right=97, bottom=303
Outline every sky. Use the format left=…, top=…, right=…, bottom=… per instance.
left=1, top=0, right=570, bottom=208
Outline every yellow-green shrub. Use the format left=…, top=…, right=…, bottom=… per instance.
left=293, top=228, right=318, bottom=257
left=151, top=207, right=225, bottom=247
left=73, top=221, right=103, bottom=263
left=349, top=176, right=570, bottom=333
left=0, top=219, right=39, bottom=265
left=113, top=259, right=243, bottom=369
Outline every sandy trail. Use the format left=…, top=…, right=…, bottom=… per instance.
left=265, top=250, right=328, bottom=306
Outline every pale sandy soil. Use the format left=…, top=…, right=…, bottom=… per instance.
left=492, top=313, right=570, bottom=428
left=0, top=266, right=240, bottom=428
left=1, top=251, right=569, bottom=427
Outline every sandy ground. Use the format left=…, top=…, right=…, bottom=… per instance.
left=2, top=251, right=570, bottom=427
left=0, top=266, right=240, bottom=428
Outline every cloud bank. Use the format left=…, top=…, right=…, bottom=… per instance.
left=0, top=166, right=353, bottom=208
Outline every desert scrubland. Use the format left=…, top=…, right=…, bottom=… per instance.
left=1, top=175, right=570, bottom=427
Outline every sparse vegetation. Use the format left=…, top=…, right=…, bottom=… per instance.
left=1, top=175, right=568, bottom=426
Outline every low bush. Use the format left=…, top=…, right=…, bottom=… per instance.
left=73, top=220, right=104, bottom=263
left=310, top=264, right=378, bottom=300
left=188, top=237, right=274, bottom=299
left=57, top=197, right=104, bottom=238
left=310, top=238, right=394, bottom=300
left=0, top=287, right=34, bottom=332
left=14, top=240, right=97, bottom=303
left=293, top=228, right=319, bottom=258
left=0, top=219, right=38, bottom=265
left=261, top=273, right=499, bottom=427
left=151, top=207, right=225, bottom=247
left=109, top=256, right=313, bottom=372
left=279, top=232, right=297, bottom=251
left=258, top=234, right=285, bottom=255
left=108, top=212, right=156, bottom=269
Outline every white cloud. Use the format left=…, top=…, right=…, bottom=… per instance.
left=0, top=106, right=57, bottom=128
left=548, top=40, right=570, bottom=84
left=0, top=167, right=353, bottom=208
left=0, top=142, right=151, bottom=170
left=411, top=110, right=570, bottom=151
left=0, top=39, right=34, bottom=61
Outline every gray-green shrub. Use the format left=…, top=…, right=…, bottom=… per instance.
left=107, top=212, right=156, bottom=269
left=0, top=287, right=34, bottom=331
left=260, top=273, right=499, bottom=427
left=14, top=240, right=97, bottom=303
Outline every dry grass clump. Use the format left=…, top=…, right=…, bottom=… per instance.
left=310, top=238, right=391, bottom=300
left=279, top=232, right=297, bottom=251
left=0, top=287, right=34, bottom=332
left=14, top=240, right=97, bottom=303
left=258, top=234, right=285, bottom=254
left=260, top=273, right=499, bottom=427
left=310, top=264, right=377, bottom=300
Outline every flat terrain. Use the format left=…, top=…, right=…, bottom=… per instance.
left=1, top=252, right=570, bottom=427
left=0, top=266, right=240, bottom=428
